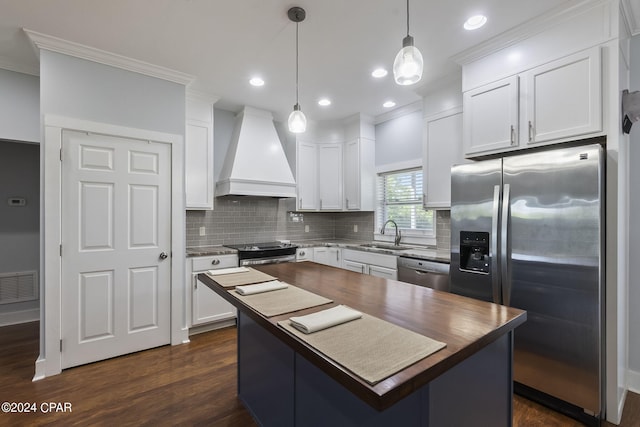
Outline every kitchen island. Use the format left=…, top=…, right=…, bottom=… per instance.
left=199, top=262, right=526, bottom=426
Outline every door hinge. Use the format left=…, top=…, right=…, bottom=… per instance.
left=60, top=148, right=63, bottom=162
left=60, top=339, right=63, bottom=352
left=59, top=244, right=62, bottom=256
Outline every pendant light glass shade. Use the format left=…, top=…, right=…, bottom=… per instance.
left=393, top=0, right=423, bottom=86
left=288, top=103, right=307, bottom=133
left=393, top=36, right=423, bottom=85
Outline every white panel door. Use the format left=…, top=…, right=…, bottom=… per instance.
left=61, top=130, right=171, bottom=369
left=318, top=143, right=343, bottom=210
left=424, top=110, right=463, bottom=209
left=296, top=141, right=318, bottom=210
left=522, top=47, right=601, bottom=145
left=463, top=75, right=519, bottom=156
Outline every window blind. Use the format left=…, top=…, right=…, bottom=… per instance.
left=377, top=168, right=433, bottom=234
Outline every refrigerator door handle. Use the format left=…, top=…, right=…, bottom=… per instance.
left=501, top=184, right=511, bottom=306
left=491, top=185, right=501, bottom=304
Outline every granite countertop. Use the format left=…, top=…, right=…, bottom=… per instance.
left=186, top=245, right=238, bottom=257
left=292, top=239, right=451, bottom=263
left=186, top=240, right=450, bottom=263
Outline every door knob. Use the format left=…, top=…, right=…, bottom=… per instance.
left=159, top=252, right=168, bottom=260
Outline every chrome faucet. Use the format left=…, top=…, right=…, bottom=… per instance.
left=381, top=219, right=402, bottom=246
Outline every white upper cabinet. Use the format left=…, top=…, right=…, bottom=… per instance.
left=185, top=91, right=217, bottom=210
left=520, top=47, right=601, bottom=146
left=423, top=108, right=464, bottom=209
left=463, top=47, right=602, bottom=158
left=318, top=143, right=343, bottom=210
left=463, top=76, right=519, bottom=156
left=296, top=140, right=343, bottom=211
left=295, top=116, right=374, bottom=211
left=344, top=138, right=375, bottom=211
left=296, top=141, right=318, bottom=210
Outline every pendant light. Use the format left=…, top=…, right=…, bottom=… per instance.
left=393, top=0, right=423, bottom=86
left=288, top=7, right=307, bottom=133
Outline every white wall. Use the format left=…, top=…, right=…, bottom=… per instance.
left=375, top=109, right=422, bottom=168
left=627, top=34, right=640, bottom=393
left=0, top=69, right=39, bottom=143
left=40, top=51, right=185, bottom=136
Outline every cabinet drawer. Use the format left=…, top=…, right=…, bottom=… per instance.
left=192, top=255, right=238, bottom=272
left=342, top=249, right=397, bottom=269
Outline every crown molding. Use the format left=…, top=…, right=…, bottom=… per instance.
left=0, top=55, right=39, bottom=76
left=374, top=100, right=422, bottom=125
left=186, top=88, right=220, bottom=104
left=24, top=28, right=194, bottom=85
left=452, top=0, right=605, bottom=65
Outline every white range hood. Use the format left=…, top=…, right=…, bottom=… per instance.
left=216, top=106, right=296, bottom=197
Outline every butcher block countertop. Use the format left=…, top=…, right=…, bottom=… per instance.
left=199, top=261, right=526, bottom=410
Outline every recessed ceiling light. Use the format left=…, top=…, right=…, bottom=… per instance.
left=318, top=98, right=331, bottom=106
left=249, top=77, right=265, bottom=87
left=383, top=101, right=396, bottom=108
left=464, top=15, right=487, bottom=30
left=371, top=68, right=388, bottom=78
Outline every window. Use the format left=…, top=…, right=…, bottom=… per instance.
left=377, top=168, right=434, bottom=236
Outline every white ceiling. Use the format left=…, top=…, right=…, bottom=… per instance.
left=0, top=0, right=574, bottom=122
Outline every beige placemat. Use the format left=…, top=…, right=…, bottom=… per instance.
left=278, top=312, right=446, bottom=385
left=228, top=284, right=333, bottom=317
left=206, top=268, right=276, bottom=288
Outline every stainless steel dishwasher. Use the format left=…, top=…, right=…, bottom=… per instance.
left=397, top=257, right=450, bottom=291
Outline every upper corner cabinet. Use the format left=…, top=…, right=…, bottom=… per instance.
left=520, top=46, right=601, bottom=146
left=463, top=46, right=602, bottom=158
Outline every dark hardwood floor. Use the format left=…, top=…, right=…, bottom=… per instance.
left=1, top=321, right=638, bottom=426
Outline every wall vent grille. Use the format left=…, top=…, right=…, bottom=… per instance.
left=0, top=271, right=38, bottom=304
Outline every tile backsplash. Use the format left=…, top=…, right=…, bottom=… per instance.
left=186, top=196, right=375, bottom=247
left=186, top=196, right=451, bottom=251
left=435, top=210, right=451, bottom=251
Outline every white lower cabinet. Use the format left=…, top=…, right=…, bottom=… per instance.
left=313, top=247, right=342, bottom=267
left=296, top=247, right=314, bottom=262
left=341, top=249, right=398, bottom=280
left=188, top=254, right=237, bottom=327
left=343, top=259, right=367, bottom=274
left=368, top=265, right=397, bottom=280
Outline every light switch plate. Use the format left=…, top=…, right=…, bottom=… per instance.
left=199, top=226, right=206, bottom=236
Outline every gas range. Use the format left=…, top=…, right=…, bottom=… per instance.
left=225, top=241, right=298, bottom=266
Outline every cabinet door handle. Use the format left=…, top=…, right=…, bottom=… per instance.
left=528, top=121, right=533, bottom=142
left=510, top=125, right=515, bottom=145
left=211, top=259, right=220, bottom=265
left=320, top=199, right=323, bottom=210
left=345, top=198, right=349, bottom=209
left=300, top=198, right=302, bottom=207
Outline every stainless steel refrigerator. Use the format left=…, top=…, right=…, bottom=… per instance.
left=450, top=143, right=604, bottom=425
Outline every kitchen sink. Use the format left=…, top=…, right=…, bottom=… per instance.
left=359, top=243, right=411, bottom=251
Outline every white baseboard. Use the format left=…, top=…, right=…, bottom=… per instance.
left=33, top=356, right=46, bottom=382
left=189, top=318, right=236, bottom=336
left=629, top=369, right=640, bottom=394
left=0, top=308, right=39, bottom=327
